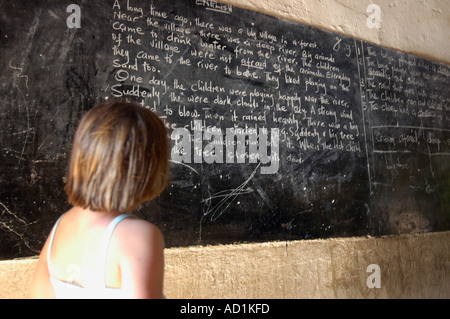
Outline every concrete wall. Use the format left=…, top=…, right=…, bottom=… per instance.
left=1, top=231, right=449, bottom=298
left=1, top=0, right=449, bottom=299
left=221, top=0, right=450, bottom=64
left=164, top=232, right=450, bottom=298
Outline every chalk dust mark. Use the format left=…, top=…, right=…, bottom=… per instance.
left=201, top=163, right=259, bottom=222
left=0, top=202, right=39, bottom=253
left=169, top=159, right=200, bottom=175
left=9, top=60, right=29, bottom=90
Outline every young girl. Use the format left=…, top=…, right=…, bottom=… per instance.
left=30, top=99, right=170, bottom=298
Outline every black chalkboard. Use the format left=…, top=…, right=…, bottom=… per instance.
left=0, top=0, right=449, bottom=259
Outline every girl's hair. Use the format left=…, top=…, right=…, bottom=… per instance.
left=64, top=99, right=170, bottom=213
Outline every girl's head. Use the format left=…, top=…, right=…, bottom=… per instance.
left=64, top=99, right=170, bottom=213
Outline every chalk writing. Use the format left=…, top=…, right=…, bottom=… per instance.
left=108, top=0, right=365, bottom=171
left=358, top=42, right=450, bottom=192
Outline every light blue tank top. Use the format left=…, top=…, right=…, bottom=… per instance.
left=47, top=214, right=132, bottom=299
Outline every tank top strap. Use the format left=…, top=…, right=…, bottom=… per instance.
left=46, top=215, right=64, bottom=278
left=96, top=214, right=132, bottom=287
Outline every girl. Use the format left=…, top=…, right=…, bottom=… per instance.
left=30, top=99, right=170, bottom=298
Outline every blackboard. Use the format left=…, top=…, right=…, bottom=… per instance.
left=0, top=0, right=449, bottom=259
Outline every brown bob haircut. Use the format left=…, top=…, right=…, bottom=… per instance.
left=64, top=99, right=170, bottom=213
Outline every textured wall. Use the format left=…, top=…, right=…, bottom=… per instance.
left=163, top=232, right=450, bottom=298
left=1, top=231, right=449, bottom=298
left=220, top=0, right=450, bottom=64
